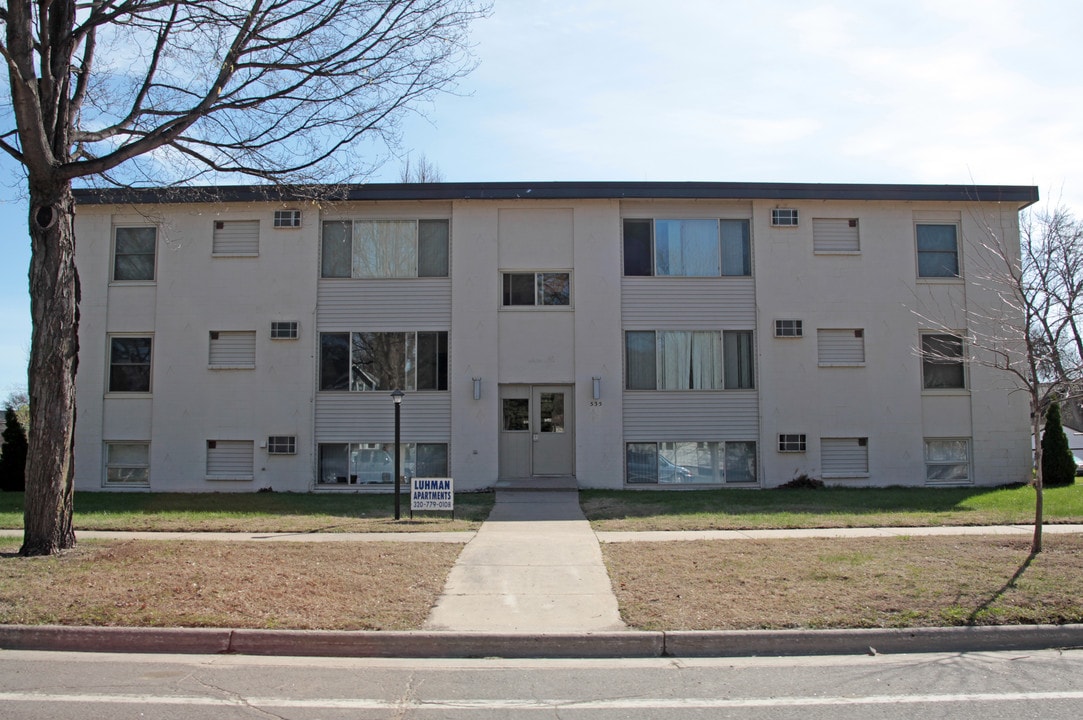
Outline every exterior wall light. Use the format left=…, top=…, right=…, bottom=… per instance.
left=592, top=376, right=601, bottom=400
left=473, top=377, right=481, bottom=401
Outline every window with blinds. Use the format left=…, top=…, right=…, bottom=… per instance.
left=209, top=331, right=256, bottom=368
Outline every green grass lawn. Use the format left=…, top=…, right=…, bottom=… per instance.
left=0, top=491, right=494, bottom=532
left=581, top=483, right=1083, bottom=531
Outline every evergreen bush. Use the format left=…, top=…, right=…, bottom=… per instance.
left=1041, top=401, right=1077, bottom=488
left=0, top=405, right=28, bottom=492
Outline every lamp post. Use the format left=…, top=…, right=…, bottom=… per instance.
left=391, top=389, right=404, bottom=520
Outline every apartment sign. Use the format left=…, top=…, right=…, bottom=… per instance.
left=411, top=477, right=454, bottom=512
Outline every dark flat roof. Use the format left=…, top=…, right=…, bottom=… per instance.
left=72, top=181, right=1040, bottom=207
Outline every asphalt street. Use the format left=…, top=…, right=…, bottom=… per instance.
left=1, top=648, right=1082, bottom=719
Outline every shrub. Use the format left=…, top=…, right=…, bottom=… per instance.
left=0, top=405, right=28, bottom=492
left=779, top=473, right=824, bottom=490
left=1041, top=401, right=1076, bottom=488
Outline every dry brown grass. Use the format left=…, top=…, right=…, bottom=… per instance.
left=603, top=535, right=1083, bottom=631
left=0, top=540, right=461, bottom=630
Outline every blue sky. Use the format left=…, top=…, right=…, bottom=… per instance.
left=2, top=0, right=1082, bottom=394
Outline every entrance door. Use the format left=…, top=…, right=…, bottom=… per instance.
left=531, top=385, right=574, bottom=476
left=498, top=384, right=575, bottom=478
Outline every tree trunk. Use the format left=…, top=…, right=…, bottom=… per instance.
left=1031, top=405, right=1044, bottom=555
left=20, top=183, right=79, bottom=556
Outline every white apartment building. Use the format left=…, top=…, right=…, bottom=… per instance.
left=71, top=181, right=1038, bottom=492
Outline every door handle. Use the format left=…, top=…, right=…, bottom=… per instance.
left=533, top=434, right=539, bottom=441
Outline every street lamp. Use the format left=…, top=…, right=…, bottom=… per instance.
left=391, top=389, right=404, bottom=520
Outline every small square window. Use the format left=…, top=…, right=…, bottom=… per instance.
left=267, top=436, right=296, bottom=455
left=771, top=208, right=799, bottom=227
left=271, top=321, right=298, bottom=340
left=778, top=434, right=806, bottom=452
left=274, top=210, right=302, bottom=228
left=775, top=319, right=803, bottom=337
left=104, top=442, right=150, bottom=486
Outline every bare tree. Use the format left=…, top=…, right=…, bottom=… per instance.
left=399, top=152, right=443, bottom=182
left=0, top=0, right=489, bottom=555
left=916, top=202, right=1083, bottom=554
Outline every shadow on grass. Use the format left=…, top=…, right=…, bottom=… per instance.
left=0, top=491, right=495, bottom=524
left=965, top=551, right=1037, bottom=625
left=579, top=486, right=1030, bottom=520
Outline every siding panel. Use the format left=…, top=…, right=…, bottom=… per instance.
left=817, top=329, right=865, bottom=365
left=318, top=279, right=451, bottom=328
left=821, top=437, right=869, bottom=477
left=209, top=331, right=256, bottom=367
left=621, top=277, right=756, bottom=327
left=212, top=220, right=260, bottom=255
left=812, top=218, right=860, bottom=252
left=206, top=440, right=254, bottom=478
left=622, top=391, right=759, bottom=439
left=315, top=393, right=451, bottom=440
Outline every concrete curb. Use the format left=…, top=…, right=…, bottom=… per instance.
left=2, top=624, right=1081, bottom=658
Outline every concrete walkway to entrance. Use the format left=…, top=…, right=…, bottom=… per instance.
left=423, top=487, right=626, bottom=633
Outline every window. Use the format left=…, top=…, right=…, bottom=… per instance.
left=113, top=226, right=156, bottom=281
left=625, top=330, right=754, bottom=390
left=270, top=321, right=299, bottom=340
left=502, top=272, right=570, bottom=306
left=318, top=442, right=448, bottom=484
left=916, top=223, right=959, bottom=278
left=622, top=219, right=751, bottom=277
left=319, top=331, right=448, bottom=391
left=209, top=331, right=256, bottom=368
left=817, top=329, right=865, bottom=365
left=212, top=220, right=259, bottom=255
left=267, top=436, right=296, bottom=455
left=925, top=439, right=970, bottom=484
left=108, top=336, right=152, bottom=392
left=320, top=219, right=449, bottom=278
left=626, top=441, right=756, bottom=484
left=205, top=440, right=254, bottom=480
left=104, top=442, right=149, bottom=486
left=775, top=319, right=803, bottom=338
left=778, top=434, right=806, bottom=452
left=821, top=437, right=869, bottom=477
left=771, top=208, right=799, bottom=227
left=813, top=218, right=860, bottom=252
left=274, top=210, right=302, bottom=228
left=922, top=333, right=966, bottom=389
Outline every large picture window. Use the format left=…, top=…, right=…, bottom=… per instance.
left=625, top=330, right=754, bottom=390
left=626, top=441, right=756, bottom=484
left=109, top=336, right=152, bottom=392
left=321, top=219, right=449, bottom=278
left=113, top=226, right=157, bottom=281
left=623, top=218, right=751, bottom=277
left=319, top=331, right=448, bottom=391
left=318, top=442, right=448, bottom=484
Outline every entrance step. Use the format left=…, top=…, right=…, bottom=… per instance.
left=493, top=476, right=578, bottom=491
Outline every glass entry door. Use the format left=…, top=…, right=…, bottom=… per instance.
left=498, top=384, right=575, bottom=477
left=531, top=385, right=574, bottom=476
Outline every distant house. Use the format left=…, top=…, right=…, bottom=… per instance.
left=71, top=181, right=1038, bottom=491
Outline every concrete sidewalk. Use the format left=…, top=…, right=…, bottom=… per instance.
left=423, top=489, right=626, bottom=632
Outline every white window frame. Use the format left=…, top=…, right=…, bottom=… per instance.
left=921, top=332, right=967, bottom=391
left=778, top=434, right=806, bottom=453
left=270, top=321, right=299, bottom=340
left=274, top=210, right=302, bottom=228
left=103, top=441, right=150, bottom=487
left=774, top=319, right=803, bottom=338
left=771, top=208, right=799, bottom=227
left=111, top=225, right=158, bottom=283
left=500, top=271, right=572, bottom=308
left=924, top=438, right=972, bottom=485
left=915, top=222, right=961, bottom=279
left=267, top=436, right=297, bottom=455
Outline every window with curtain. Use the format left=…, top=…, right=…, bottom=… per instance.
left=320, top=219, right=449, bottom=278
left=625, top=330, right=752, bottom=390
left=622, top=219, right=751, bottom=277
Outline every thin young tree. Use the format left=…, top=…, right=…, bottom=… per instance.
left=916, top=201, right=1083, bottom=553
left=0, top=0, right=489, bottom=555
